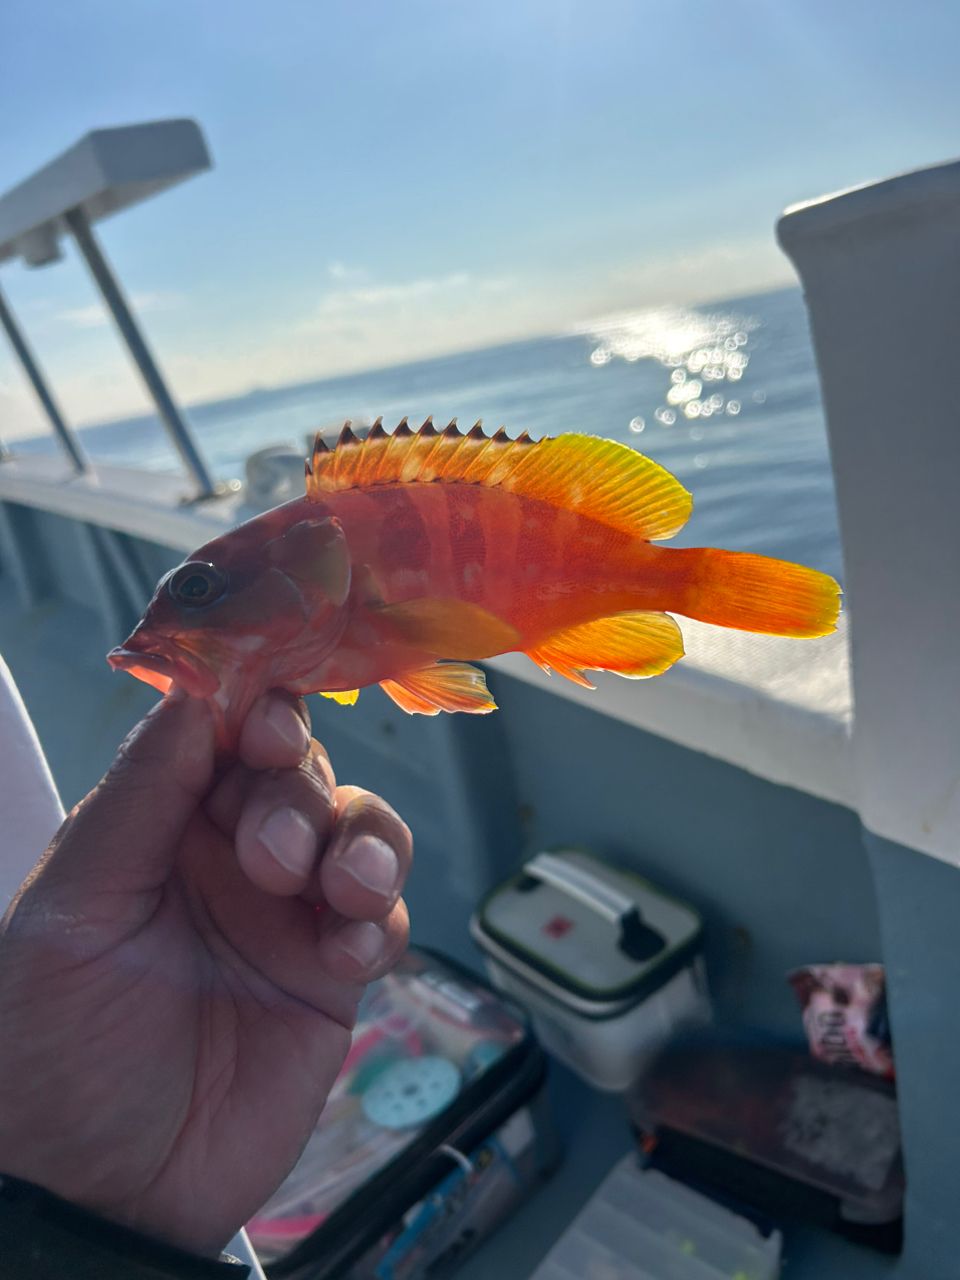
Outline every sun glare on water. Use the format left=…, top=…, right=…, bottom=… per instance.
left=577, top=306, right=758, bottom=437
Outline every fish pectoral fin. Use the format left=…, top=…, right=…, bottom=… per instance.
left=320, top=689, right=360, bottom=706
left=375, top=597, right=519, bottom=660
left=527, top=611, right=685, bottom=687
left=380, top=663, right=497, bottom=715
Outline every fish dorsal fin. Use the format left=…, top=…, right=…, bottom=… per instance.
left=380, top=662, right=497, bottom=715
left=527, top=611, right=684, bottom=688
left=307, top=421, right=692, bottom=541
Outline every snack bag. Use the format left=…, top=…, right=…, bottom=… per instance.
left=788, top=963, right=894, bottom=1080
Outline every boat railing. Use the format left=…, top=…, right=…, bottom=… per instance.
left=0, top=119, right=222, bottom=500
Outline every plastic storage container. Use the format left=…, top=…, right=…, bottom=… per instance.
left=246, top=947, right=560, bottom=1278
left=470, top=849, right=710, bottom=1090
left=629, top=1039, right=904, bottom=1252
left=530, top=1153, right=782, bottom=1280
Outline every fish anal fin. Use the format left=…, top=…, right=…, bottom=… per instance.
left=527, top=611, right=684, bottom=685
left=376, top=597, right=519, bottom=659
left=380, top=663, right=497, bottom=715
left=536, top=656, right=597, bottom=689
left=320, top=689, right=359, bottom=706
left=306, top=423, right=692, bottom=541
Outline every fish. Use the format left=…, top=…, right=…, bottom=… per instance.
left=108, top=419, right=841, bottom=748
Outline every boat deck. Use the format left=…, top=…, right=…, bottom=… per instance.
left=0, top=572, right=900, bottom=1279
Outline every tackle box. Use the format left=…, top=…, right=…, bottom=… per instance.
left=246, top=947, right=560, bottom=1278
left=530, top=1153, right=782, bottom=1280
left=470, top=849, right=711, bottom=1090
left=629, top=1039, right=905, bottom=1253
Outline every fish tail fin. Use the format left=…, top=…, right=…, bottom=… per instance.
left=670, top=547, right=841, bottom=638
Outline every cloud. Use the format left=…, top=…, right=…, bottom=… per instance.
left=327, top=260, right=364, bottom=281
left=310, top=271, right=471, bottom=317
left=57, top=290, right=184, bottom=329
left=297, top=271, right=513, bottom=331
left=597, top=237, right=795, bottom=313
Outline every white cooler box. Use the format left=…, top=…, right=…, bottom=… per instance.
left=470, top=849, right=710, bottom=1091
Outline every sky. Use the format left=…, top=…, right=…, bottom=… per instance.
left=2, top=0, right=960, bottom=438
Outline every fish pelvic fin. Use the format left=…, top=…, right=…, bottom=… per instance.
left=669, top=547, right=841, bottom=637
left=527, top=611, right=685, bottom=688
left=380, top=662, right=497, bottom=715
left=305, top=423, right=692, bottom=541
left=320, top=689, right=360, bottom=706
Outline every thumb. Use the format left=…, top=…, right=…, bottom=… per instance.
left=35, top=692, right=216, bottom=900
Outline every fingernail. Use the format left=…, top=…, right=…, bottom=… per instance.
left=259, top=807, right=315, bottom=875
left=337, top=921, right=386, bottom=968
left=266, top=698, right=309, bottom=755
left=340, top=835, right=399, bottom=898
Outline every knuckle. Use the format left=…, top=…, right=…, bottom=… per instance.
left=303, top=743, right=336, bottom=794
left=340, top=791, right=408, bottom=840
left=385, top=899, right=410, bottom=950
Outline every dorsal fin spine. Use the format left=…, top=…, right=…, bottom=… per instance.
left=419, top=426, right=454, bottom=480
left=459, top=431, right=504, bottom=483
left=371, top=419, right=412, bottom=482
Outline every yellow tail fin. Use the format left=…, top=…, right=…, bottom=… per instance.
left=673, top=547, right=841, bottom=638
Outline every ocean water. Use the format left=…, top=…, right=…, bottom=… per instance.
left=16, top=285, right=843, bottom=581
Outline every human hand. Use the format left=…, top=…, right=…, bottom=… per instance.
left=0, top=690, right=411, bottom=1256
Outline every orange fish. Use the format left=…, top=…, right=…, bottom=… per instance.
left=108, top=420, right=840, bottom=747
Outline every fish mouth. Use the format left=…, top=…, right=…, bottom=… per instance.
left=108, top=630, right=220, bottom=698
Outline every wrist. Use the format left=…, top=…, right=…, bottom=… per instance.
left=0, top=1112, right=231, bottom=1257
left=0, top=1175, right=250, bottom=1278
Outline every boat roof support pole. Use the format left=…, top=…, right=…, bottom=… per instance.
left=63, top=205, right=218, bottom=501
left=0, top=284, right=89, bottom=472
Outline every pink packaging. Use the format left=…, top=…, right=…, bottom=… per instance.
left=788, top=963, right=894, bottom=1080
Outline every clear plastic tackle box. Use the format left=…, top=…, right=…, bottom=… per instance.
left=247, top=947, right=560, bottom=1278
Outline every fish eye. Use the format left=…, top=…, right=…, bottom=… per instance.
left=167, top=561, right=228, bottom=608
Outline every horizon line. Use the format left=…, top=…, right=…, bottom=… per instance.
left=5, top=278, right=797, bottom=443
